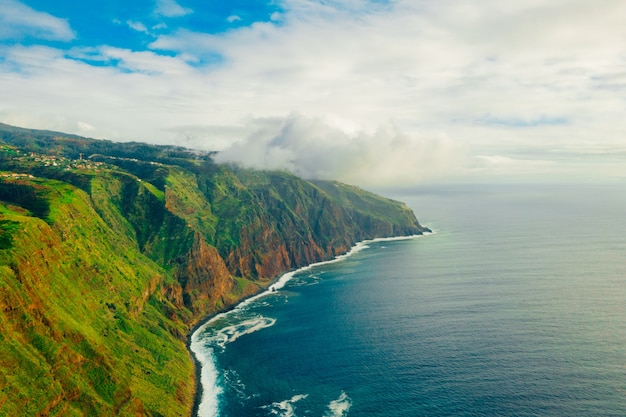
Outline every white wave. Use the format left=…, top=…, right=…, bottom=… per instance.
left=247, top=234, right=430, bottom=303
left=324, top=391, right=352, bottom=417
left=189, top=339, right=222, bottom=417
left=271, top=234, right=430, bottom=290
left=190, top=315, right=276, bottom=417
left=263, top=394, right=309, bottom=417
left=214, top=316, right=277, bottom=348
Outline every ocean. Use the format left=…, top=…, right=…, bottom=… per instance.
left=191, top=183, right=626, bottom=417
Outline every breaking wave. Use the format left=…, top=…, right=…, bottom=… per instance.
left=190, top=314, right=276, bottom=417
left=324, top=392, right=352, bottom=417
left=263, top=394, right=309, bottom=417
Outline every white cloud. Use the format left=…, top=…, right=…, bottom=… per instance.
left=77, top=121, right=95, bottom=131
left=65, top=45, right=193, bottom=75
left=214, top=114, right=469, bottom=186
left=227, top=15, right=242, bottom=23
left=155, top=0, right=192, bottom=18
left=127, top=20, right=149, bottom=34
left=147, top=0, right=626, bottom=132
left=0, top=44, right=200, bottom=140
left=0, top=0, right=74, bottom=41
left=3, top=0, right=626, bottom=184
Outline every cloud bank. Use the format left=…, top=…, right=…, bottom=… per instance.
left=155, top=0, right=193, bottom=18
left=215, top=114, right=469, bottom=185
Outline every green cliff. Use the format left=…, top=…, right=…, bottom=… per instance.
left=0, top=123, right=429, bottom=416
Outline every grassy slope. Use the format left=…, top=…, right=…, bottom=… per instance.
left=310, top=179, right=423, bottom=231
left=0, top=177, right=194, bottom=416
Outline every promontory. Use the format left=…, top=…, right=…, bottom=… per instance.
left=0, top=123, right=429, bottom=416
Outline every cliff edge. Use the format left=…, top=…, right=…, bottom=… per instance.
left=0, top=123, right=429, bottom=416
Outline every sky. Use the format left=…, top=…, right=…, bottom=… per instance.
left=1, top=0, right=626, bottom=185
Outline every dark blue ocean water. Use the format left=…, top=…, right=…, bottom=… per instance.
left=192, top=183, right=626, bottom=417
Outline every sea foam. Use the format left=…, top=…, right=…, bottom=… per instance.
left=325, top=391, right=352, bottom=417
left=191, top=314, right=277, bottom=417
left=189, top=341, right=222, bottom=417
left=263, top=394, right=309, bottom=417
left=214, top=316, right=277, bottom=348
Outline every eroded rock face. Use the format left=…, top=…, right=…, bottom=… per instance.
left=179, top=233, right=234, bottom=311
left=167, top=168, right=428, bottom=320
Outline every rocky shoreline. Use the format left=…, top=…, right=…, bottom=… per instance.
left=185, top=232, right=431, bottom=417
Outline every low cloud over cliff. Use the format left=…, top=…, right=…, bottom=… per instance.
left=214, top=114, right=469, bottom=186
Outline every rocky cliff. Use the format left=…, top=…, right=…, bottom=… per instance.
left=0, top=123, right=429, bottom=416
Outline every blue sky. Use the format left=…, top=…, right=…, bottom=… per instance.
left=9, top=0, right=283, bottom=64
left=16, top=0, right=282, bottom=45
left=2, top=0, right=626, bottom=185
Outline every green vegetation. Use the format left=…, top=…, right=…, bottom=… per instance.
left=0, top=184, right=194, bottom=416
left=0, top=181, right=50, bottom=220
left=0, top=219, right=20, bottom=249
left=0, top=123, right=428, bottom=416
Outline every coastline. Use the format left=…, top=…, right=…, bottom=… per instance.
left=186, top=287, right=277, bottom=417
left=186, top=231, right=432, bottom=417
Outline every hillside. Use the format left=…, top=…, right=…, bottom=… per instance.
left=0, top=123, right=429, bottom=416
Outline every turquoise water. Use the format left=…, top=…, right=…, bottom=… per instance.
left=192, top=183, right=626, bottom=416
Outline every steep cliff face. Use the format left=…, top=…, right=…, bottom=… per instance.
left=179, top=233, right=235, bottom=313
left=0, top=123, right=429, bottom=416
